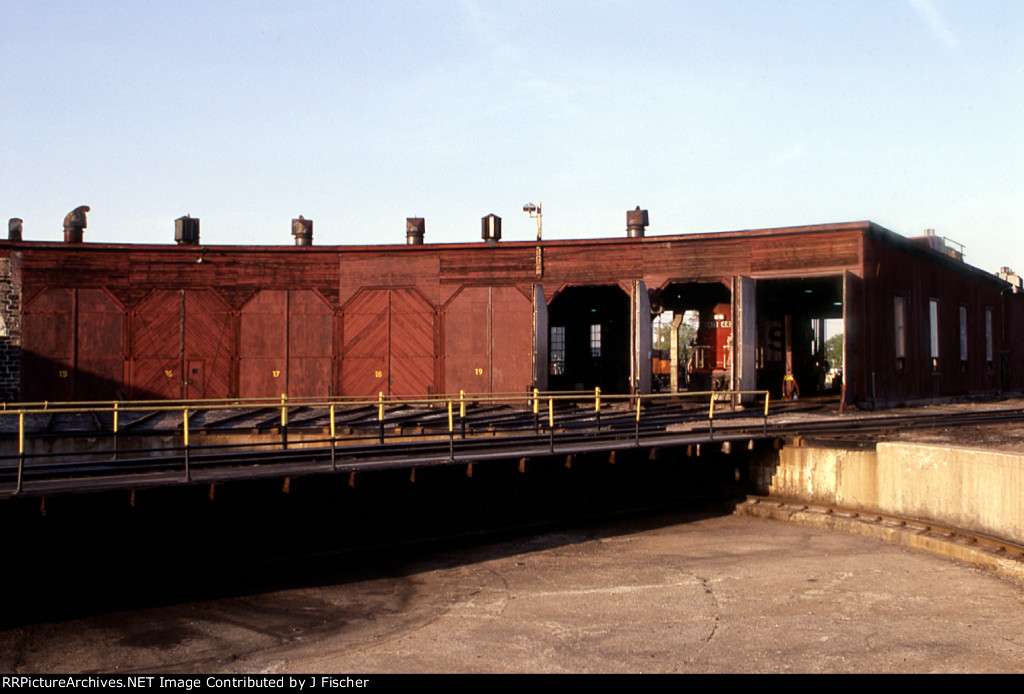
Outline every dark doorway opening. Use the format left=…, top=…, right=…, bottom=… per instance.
left=547, top=285, right=630, bottom=393
left=756, top=276, right=843, bottom=398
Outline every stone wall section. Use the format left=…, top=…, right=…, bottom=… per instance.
left=0, top=253, right=21, bottom=400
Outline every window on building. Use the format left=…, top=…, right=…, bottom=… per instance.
left=929, top=299, right=940, bottom=371
left=985, top=308, right=994, bottom=369
left=959, top=305, right=968, bottom=372
left=550, top=326, right=565, bottom=375
left=590, top=324, right=602, bottom=358
left=894, top=296, right=906, bottom=371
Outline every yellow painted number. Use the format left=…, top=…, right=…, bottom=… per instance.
left=374, top=370, right=383, bottom=378
left=58, top=369, right=69, bottom=378
left=164, top=369, right=173, bottom=378
left=272, top=370, right=281, bottom=378
left=474, top=368, right=484, bottom=376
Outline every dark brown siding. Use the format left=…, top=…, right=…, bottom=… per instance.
left=860, top=229, right=1019, bottom=404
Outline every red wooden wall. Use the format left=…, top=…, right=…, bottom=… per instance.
left=8, top=221, right=1022, bottom=404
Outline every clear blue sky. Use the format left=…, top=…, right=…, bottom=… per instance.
left=3, top=1, right=1022, bottom=275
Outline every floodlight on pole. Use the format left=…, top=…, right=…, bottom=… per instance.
left=523, top=201, right=542, bottom=241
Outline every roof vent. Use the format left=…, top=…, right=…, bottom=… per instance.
left=626, top=206, right=649, bottom=238
left=292, top=216, right=313, bottom=246
left=481, top=214, right=501, bottom=244
left=912, top=229, right=964, bottom=261
left=406, top=217, right=425, bottom=245
left=8, top=218, right=22, bottom=242
left=175, top=215, right=200, bottom=246
left=998, top=267, right=1022, bottom=291
left=63, top=205, right=89, bottom=243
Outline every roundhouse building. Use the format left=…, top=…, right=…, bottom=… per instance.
left=0, top=216, right=1020, bottom=408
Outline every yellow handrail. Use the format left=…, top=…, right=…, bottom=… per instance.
left=1, top=388, right=772, bottom=423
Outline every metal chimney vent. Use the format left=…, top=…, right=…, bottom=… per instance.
left=626, top=206, right=649, bottom=238
left=406, top=217, right=425, bottom=245
left=8, top=218, right=23, bottom=242
left=292, top=216, right=313, bottom=246
left=63, top=205, right=89, bottom=243
left=175, top=215, right=200, bottom=246
left=481, top=214, right=501, bottom=243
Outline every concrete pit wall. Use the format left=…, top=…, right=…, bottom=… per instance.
left=757, top=442, right=1024, bottom=546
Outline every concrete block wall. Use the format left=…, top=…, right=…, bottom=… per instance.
left=761, top=442, right=1024, bottom=546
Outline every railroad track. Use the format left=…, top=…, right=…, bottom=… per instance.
left=2, top=402, right=1023, bottom=499
left=737, top=495, right=1024, bottom=579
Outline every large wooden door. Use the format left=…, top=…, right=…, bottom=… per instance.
left=22, top=288, right=126, bottom=402
left=131, top=289, right=233, bottom=400
left=239, top=289, right=334, bottom=398
left=443, top=286, right=532, bottom=395
left=342, top=288, right=435, bottom=397
left=76, top=289, right=126, bottom=400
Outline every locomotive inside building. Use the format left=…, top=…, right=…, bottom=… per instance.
left=648, top=277, right=846, bottom=398
left=650, top=281, right=733, bottom=393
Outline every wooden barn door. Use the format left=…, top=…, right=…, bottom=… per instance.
left=238, top=289, right=334, bottom=399
left=341, top=288, right=435, bottom=397
left=443, top=286, right=533, bottom=396
left=131, top=289, right=233, bottom=400
left=76, top=289, right=127, bottom=400
left=22, top=288, right=127, bottom=401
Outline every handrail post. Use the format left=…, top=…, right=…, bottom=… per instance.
left=548, top=397, right=554, bottom=453
left=183, top=407, right=191, bottom=482
left=708, top=393, right=715, bottom=439
left=595, top=387, right=601, bottom=430
left=763, top=391, right=770, bottom=436
left=330, top=403, right=336, bottom=472
left=378, top=391, right=385, bottom=444
left=280, top=393, right=288, bottom=450
left=15, top=411, right=25, bottom=495
left=459, top=389, right=466, bottom=439
left=112, top=402, right=119, bottom=460
left=635, top=395, right=641, bottom=444
left=533, top=388, right=540, bottom=434
left=448, top=399, right=455, bottom=462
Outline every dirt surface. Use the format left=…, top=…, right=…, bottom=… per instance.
left=890, top=422, right=1024, bottom=452
left=4, top=511, right=1024, bottom=674
left=775, top=396, right=1024, bottom=451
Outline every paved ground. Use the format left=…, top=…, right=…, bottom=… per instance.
left=3, top=511, right=1024, bottom=674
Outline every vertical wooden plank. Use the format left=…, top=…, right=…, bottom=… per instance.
left=239, top=290, right=288, bottom=398
left=389, top=287, right=435, bottom=396
left=287, top=290, right=334, bottom=398
left=490, top=286, right=533, bottom=395
left=75, top=289, right=126, bottom=400
left=341, top=289, right=389, bottom=396
left=443, top=287, right=490, bottom=396
left=21, top=288, right=75, bottom=401
left=130, top=290, right=182, bottom=399
left=184, top=289, right=233, bottom=399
